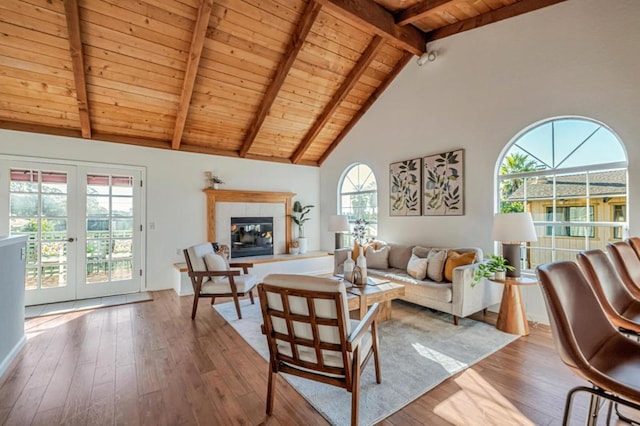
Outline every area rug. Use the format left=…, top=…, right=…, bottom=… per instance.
left=214, top=300, right=518, bottom=426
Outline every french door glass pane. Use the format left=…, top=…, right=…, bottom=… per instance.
left=9, top=168, right=69, bottom=290
left=86, top=174, right=134, bottom=284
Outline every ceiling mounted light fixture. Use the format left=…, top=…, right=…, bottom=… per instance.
left=417, top=51, right=437, bottom=66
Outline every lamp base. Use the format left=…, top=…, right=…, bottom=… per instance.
left=502, top=243, right=522, bottom=278
left=334, top=233, right=343, bottom=250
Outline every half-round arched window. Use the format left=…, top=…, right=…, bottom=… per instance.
left=497, top=117, right=628, bottom=269
left=339, top=163, right=378, bottom=242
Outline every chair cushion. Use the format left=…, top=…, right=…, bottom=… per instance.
left=201, top=274, right=257, bottom=294
left=186, top=243, right=215, bottom=283
left=262, top=274, right=351, bottom=337
left=203, top=252, right=229, bottom=283
left=277, top=319, right=373, bottom=372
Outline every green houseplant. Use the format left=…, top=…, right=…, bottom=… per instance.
left=290, top=201, right=314, bottom=254
left=473, top=254, right=516, bottom=284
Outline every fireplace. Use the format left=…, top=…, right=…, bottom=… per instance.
left=230, top=217, right=274, bottom=258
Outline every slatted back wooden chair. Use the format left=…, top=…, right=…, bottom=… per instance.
left=257, top=274, right=381, bottom=426
left=577, top=249, right=640, bottom=336
left=184, top=242, right=257, bottom=319
left=536, top=261, right=640, bottom=425
left=607, top=241, right=640, bottom=300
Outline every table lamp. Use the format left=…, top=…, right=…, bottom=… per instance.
left=328, top=215, right=350, bottom=250
left=492, top=212, right=537, bottom=278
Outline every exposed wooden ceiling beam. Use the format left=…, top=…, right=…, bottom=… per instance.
left=319, top=52, right=412, bottom=166
left=427, top=0, right=567, bottom=42
left=239, top=1, right=322, bottom=158
left=0, top=120, right=83, bottom=139
left=171, top=0, right=214, bottom=150
left=315, top=0, right=426, bottom=56
left=396, top=0, right=452, bottom=27
left=291, top=35, right=384, bottom=165
left=63, top=0, right=91, bottom=139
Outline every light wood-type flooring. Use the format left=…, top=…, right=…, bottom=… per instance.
left=0, top=290, right=620, bottom=425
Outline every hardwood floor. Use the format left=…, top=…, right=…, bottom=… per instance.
left=0, top=290, right=618, bottom=425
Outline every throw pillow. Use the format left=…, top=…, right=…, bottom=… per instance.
left=407, top=254, right=428, bottom=280
left=444, top=251, right=477, bottom=282
left=426, top=249, right=448, bottom=282
left=365, top=245, right=390, bottom=269
left=204, top=252, right=229, bottom=283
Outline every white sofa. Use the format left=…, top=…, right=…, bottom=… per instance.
left=334, top=243, right=502, bottom=324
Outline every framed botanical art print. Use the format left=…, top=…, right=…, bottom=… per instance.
left=389, top=158, right=422, bottom=216
left=423, top=149, right=464, bottom=216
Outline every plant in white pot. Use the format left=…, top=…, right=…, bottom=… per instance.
left=473, top=254, right=515, bottom=285
left=290, top=200, right=314, bottom=254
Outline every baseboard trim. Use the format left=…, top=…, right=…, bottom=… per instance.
left=0, top=335, right=26, bottom=379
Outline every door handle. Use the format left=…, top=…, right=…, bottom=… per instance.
left=68, top=237, right=75, bottom=242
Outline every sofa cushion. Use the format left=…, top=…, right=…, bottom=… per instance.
left=388, top=243, right=414, bottom=269
left=444, top=251, right=477, bottom=282
left=368, top=268, right=453, bottom=303
left=366, top=245, right=390, bottom=269
left=412, top=246, right=432, bottom=259
left=406, top=254, right=428, bottom=280
left=426, top=249, right=448, bottom=282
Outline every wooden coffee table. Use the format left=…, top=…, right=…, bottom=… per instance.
left=346, top=278, right=405, bottom=322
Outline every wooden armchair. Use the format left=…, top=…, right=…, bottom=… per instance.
left=257, top=274, right=381, bottom=426
left=184, top=242, right=257, bottom=319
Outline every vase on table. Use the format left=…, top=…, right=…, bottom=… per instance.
left=356, top=245, right=367, bottom=285
left=343, top=257, right=355, bottom=282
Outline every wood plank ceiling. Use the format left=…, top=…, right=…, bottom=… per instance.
left=0, top=0, right=566, bottom=166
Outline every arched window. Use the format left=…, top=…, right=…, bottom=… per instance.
left=498, top=117, right=628, bottom=270
left=339, top=163, right=378, bottom=242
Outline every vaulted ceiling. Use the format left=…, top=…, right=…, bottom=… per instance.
left=0, top=0, right=565, bottom=166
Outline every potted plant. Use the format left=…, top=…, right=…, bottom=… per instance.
left=473, top=254, right=516, bottom=284
left=290, top=200, right=314, bottom=254
left=209, top=176, right=224, bottom=189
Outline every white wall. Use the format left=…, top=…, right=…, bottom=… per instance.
left=320, top=0, right=640, bottom=323
left=0, top=130, right=320, bottom=291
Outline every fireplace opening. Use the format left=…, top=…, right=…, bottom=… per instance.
left=230, top=217, right=273, bottom=258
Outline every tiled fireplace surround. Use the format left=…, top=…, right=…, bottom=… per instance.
left=204, top=189, right=294, bottom=257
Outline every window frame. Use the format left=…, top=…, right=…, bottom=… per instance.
left=496, top=117, right=628, bottom=270
left=338, top=163, right=378, bottom=244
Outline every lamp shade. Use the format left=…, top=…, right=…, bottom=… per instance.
left=328, top=215, right=350, bottom=232
left=492, top=212, right=538, bottom=243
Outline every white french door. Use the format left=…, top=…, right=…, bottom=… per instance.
left=1, top=159, right=144, bottom=305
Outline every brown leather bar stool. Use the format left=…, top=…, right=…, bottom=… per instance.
left=607, top=241, right=640, bottom=300
left=577, top=249, right=640, bottom=336
left=627, top=237, right=640, bottom=260
left=536, top=261, right=640, bottom=425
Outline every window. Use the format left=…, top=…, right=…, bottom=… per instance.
left=339, top=163, right=378, bottom=243
left=545, top=206, right=595, bottom=237
left=498, top=117, right=627, bottom=269
left=612, top=204, right=626, bottom=239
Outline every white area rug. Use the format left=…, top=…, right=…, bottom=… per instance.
left=214, top=299, right=519, bottom=426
